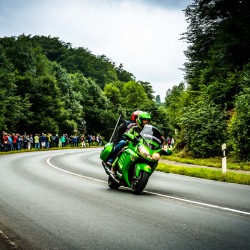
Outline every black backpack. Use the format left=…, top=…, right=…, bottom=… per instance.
left=112, top=120, right=131, bottom=144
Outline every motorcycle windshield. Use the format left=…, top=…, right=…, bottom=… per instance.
left=140, top=125, right=162, bottom=149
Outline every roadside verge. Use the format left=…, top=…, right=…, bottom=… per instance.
left=158, top=159, right=250, bottom=185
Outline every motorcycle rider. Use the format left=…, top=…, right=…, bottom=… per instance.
left=106, top=110, right=142, bottom=170
left=126, top=111, right=151, bottom=137
left=108, top=111, right=151, bottom=176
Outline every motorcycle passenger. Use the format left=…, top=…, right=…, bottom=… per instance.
left=106, top=110, right=142, bottom=171
left=126, top=111, right=151, bottom=137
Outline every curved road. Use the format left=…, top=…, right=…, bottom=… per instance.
left=0, top=149, right=249, bottom=249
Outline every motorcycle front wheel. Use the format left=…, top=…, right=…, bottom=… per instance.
left=108, top=176, right=120, bottom=189
left=131, top=171, right=150, bottom=195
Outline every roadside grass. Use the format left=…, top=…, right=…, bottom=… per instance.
left=157, top=163, right=250, bottom=185
left=163, top=155, right=250, bottom=171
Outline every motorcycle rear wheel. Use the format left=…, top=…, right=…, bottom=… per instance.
left=131, top=171, right=150, bottom=195
left=108, top=176, right=120, bottom=189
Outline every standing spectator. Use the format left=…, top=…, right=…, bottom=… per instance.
left=98, top=135, right=102, bottom=145
left=46, top=133, right=52, bottom=149
left=65, top=134, right=69, bottom=146
left=59, top=136, right=62, bottom=147
left=69, top=136, right=73, bottom=147
left=80, top=135, right=86, bottom=147
left=166, top=137, right=171, bottom=148
left=77, top=135, right=80, bottom=146
left=60, top=134, right=66, bottom=147
left=87, top=134, right=92, bottom=147
left=72, top=136, right=78, bottom=147
left=23, top=134, right=28, bottom=149
left=40, top=133, right=46, bottom=149
left=12, top=133, right=18, bottom=150
left=3, top=133, right=9, bottom=151
left=54, top=134, right=59, bottom=147
left=45, top=134, right=49, bottom=149
left=171, top=137, right=175, bottom=148
left=8, top=134, right=13, bottom=151
left=17, top=134, right=22, bottom=150
left=161, top=135, right=165, bottom=148
left=27, top=135, right=31, bottom=150
left=96, top=135, right=100, bottom=146
left=29, top=134, right=34, bottom=149
left=34, top=134, right=40, bottom=149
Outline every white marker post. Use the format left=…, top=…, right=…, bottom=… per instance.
left=222, top=143, right=227, bottom=174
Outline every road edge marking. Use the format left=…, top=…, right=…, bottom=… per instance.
left=47, top=157, right=250, bottom=216
left=47, top=157, right=106, bottom=184
left=0, top=230, right=19, bottom=249
left=144, top=191, right=250, bottom=216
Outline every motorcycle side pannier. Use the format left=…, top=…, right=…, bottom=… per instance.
left=100, top=142, right=114, bottom=161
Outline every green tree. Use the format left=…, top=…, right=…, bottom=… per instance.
left=228, top=86, right=250, bottom=161
left=0, top=45, right=31, bottom=132
left=180, top=98, right=227, bottom=157
left=30, top=75, right=65, bottom=133
left=183, top=0, right=250, bottom=95
left=31, top=35, right=69, bottom=61
left=122, top=80, right=150, bottom=109
left=164, top=83, right=189, bottom=130
left=116, top=63, right=135, bottom=82
left=155, top=95, right=161, bottom=105
left=0, top=34, right=169, bottom=140
left=138, top=80, right=155, bottom=100
left=104, top=83, right=122, bottom=111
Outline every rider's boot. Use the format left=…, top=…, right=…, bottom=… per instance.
left=106, top=161, right=112, bottom=170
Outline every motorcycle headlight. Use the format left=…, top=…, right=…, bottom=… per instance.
left=138, top=145, right=150, bottom=157
left=151, top=152, right=160, bottom=161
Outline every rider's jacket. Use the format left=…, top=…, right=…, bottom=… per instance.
left=112, top=120, right=131, bottom=145
left=127, top=125, right=142, bottom=138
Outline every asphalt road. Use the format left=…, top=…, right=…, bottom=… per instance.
left=0, top=148, right=249, bottom=249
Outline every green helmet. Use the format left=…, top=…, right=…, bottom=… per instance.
left=137, top=112, right=151, bottom=126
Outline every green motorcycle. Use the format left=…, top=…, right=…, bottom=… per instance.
left=100, top=124, right=172, bottom=195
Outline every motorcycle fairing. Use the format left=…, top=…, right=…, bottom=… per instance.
left=100, top=142, right=114, bottom=161
left=134, top=162, right=158, bottom=177
left=117, top=148, right=138, bottom=187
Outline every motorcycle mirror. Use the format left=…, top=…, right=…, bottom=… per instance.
left=161, top=149, right=172, bottom=156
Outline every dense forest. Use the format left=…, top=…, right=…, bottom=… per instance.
left=0, top=0, right=249, bottom=161
left=0, top=34, right=164, bottom=138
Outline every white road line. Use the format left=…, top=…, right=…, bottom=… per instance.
left=0, top=230, right=19, bottom=249
left=144, top=191, right=250, bottom=216
left=47, top=157, right=106, bottom=184
left=47, top=157, right=250, bottom=216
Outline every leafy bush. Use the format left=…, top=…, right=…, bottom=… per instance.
left=228, top=86, right=250, bottom=161
left=180, top=99, right=227, bottom=157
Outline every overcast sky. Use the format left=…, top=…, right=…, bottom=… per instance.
left=0, top=0, right=193, bottom=100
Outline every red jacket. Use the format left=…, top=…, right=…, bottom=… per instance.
left=3, top=135, right=9, bottom=144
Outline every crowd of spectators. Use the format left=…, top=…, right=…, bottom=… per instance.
left=166, top=136, right=175, bottom=148
left=0, top=131, right=103, bottom=152
left=160, top=135, right=175, bottom=149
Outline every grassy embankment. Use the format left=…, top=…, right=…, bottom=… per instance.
left=159, top=154, right=250, bottom=185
